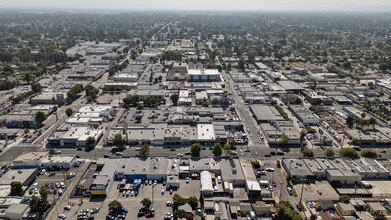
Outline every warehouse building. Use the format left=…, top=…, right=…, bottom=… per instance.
left=250, top=105, right=285, bottom=123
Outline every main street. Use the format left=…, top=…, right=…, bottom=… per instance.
left=221, top=70, right=265, bottom=147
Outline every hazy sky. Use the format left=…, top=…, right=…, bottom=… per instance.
left=1, top=0, right=391, bottom=11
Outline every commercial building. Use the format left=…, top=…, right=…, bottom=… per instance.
left=325, top=158, right=361, bottom=185
left=0, top=114, right=37, bottom=128
left=260, top=120, right=301, bottom=146
left=0, top=169, right=37, bottom=186
left=103, top=82, right=138, bottom=91
left=167, top=63, right=188, bottom=81
left=282, top=159, right=315, bottom=182
left=31, top=92, right=67, bottom=105
left=128, top=89, right=165, bottom=100
left=112, top=73, right=138, bottom=82
left=240, top=159, right=261, bottom=201
left=277, top=80, right=304, bottom=92
left=12, top=152, right=48, bottom=169
left=200, top=171, right=214, bottom=197
left=78, top=105, right=117, bottom=118
left=250, top=105, right=285, bottom=123
left=47, top=125, right=103, bottom=148
left=219, top=158, right=246, bottom=187
left=41, top=155, right=77, bottom=170
left=336, top=202, right=356, bottom=216
left=188, top=69, right=221, bottom=82
left=2, top=204, right=30, bottom=220
left=288, top=105, right=320, bottom=125
left=345, top=158, right=390, bottom=179
left=367, top=202, right=389, bottom=217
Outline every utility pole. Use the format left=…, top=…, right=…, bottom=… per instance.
left=152, top=185, right=155, bottom=207
left=279, top=182, right=283, bottom=202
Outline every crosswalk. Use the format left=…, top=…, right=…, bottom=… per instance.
left=258, top=159, right=277, bottom=166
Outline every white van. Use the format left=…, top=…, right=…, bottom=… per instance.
left=217, top=176, right=222, bottom=184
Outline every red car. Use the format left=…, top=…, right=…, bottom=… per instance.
left=145, top=211, right=155, bottom=218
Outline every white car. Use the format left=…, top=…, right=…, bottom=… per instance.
left=266, top=167, right=274, bottom=172
left=64, top=205, right=71, bottom=210
left=57, top=214, right=66, bottom=219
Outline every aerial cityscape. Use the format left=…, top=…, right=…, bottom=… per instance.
left=0, top=2, right=391, bottom=220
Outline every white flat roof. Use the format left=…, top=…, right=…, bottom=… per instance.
left=197, top=124, right=215, bottom=140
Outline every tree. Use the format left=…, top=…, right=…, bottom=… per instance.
left=49, top=148, right=55, bottom=155
left=202, top=98, right=209, bottom=107
left=10, top=181, right=23, bottom=196
left=212, top=143, right=223, bottom=157
left=135, top=115, right=143, bottom=123
left=108, top=200, right=123, bottom=215
left=65, top=108, right=74, bottom=117
left=141, top=198, right=152, bottom=209
left=39, top=186, right=48, bottom=202
left=275, top=201, right=301, bottom=220
left=302, top=148, right=314, bottom=158
left=22, top=72, right=34, bottom=84
left=351, top=138, right=361, bottom=146
left=173, top=194, right=187, bottom=209
left=35, top=111, right=47, bottom=125
left=112, top=133, right=125, bottom=148
left=223, top=143, right=232, bottom=156
left=191, top=143, right=201, bottom=157
left=340, top=148, right=359, bottom=159
left=85, top=85, right=99, bottom=100
left=86, top=136, right=96, bottom=148
left=339, top=195, right=351, bottom=203
left=187, top=196, right=198, bottom=209
left=310, top=214, right=317, bottom=220
left=369, top=117, right=377, bottom=130
left=170, top=93, right=179, bottom=106
left=280, top=133, right=290, bottom=145
left=361, top=149, right=378, bottom=158
left=325, top=148, right=335, bottom=157
left=29, top=195, right=40, bottom=211
left=174, top=209, right=186, bottom=219
left=31, top=83, right=42, bottom=93
left=346, top=115, right=355, bottom=128
left=139, top=143, right=150, bottom=156
left=286, top=173, right=295, bottom=183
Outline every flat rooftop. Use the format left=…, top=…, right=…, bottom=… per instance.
left=14, top=152, right=48, bottom=161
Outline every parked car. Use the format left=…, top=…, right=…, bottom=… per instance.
left=91, top=208, right=100, bottom=214
left=57, top=214, right=66, bottom=219
left=64, top=205, right=71, bottom=210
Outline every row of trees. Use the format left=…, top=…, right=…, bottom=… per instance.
left=85, top=85, right=99, bottom=101
left=346, top=115, right=377, bottom=130
left=300, top=147, right=377, bottom=159
left=111, top=133, right=150, bottom=155
left=66, top=83, right=84, bottom=101
left=192, top=141, right=234, bottom=157
left=122, top=95, right=160, bottom=108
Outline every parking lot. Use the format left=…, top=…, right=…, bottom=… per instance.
left=69, top=178, right=201, bottom=219
left=294, top=180, right=339, bottom=201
